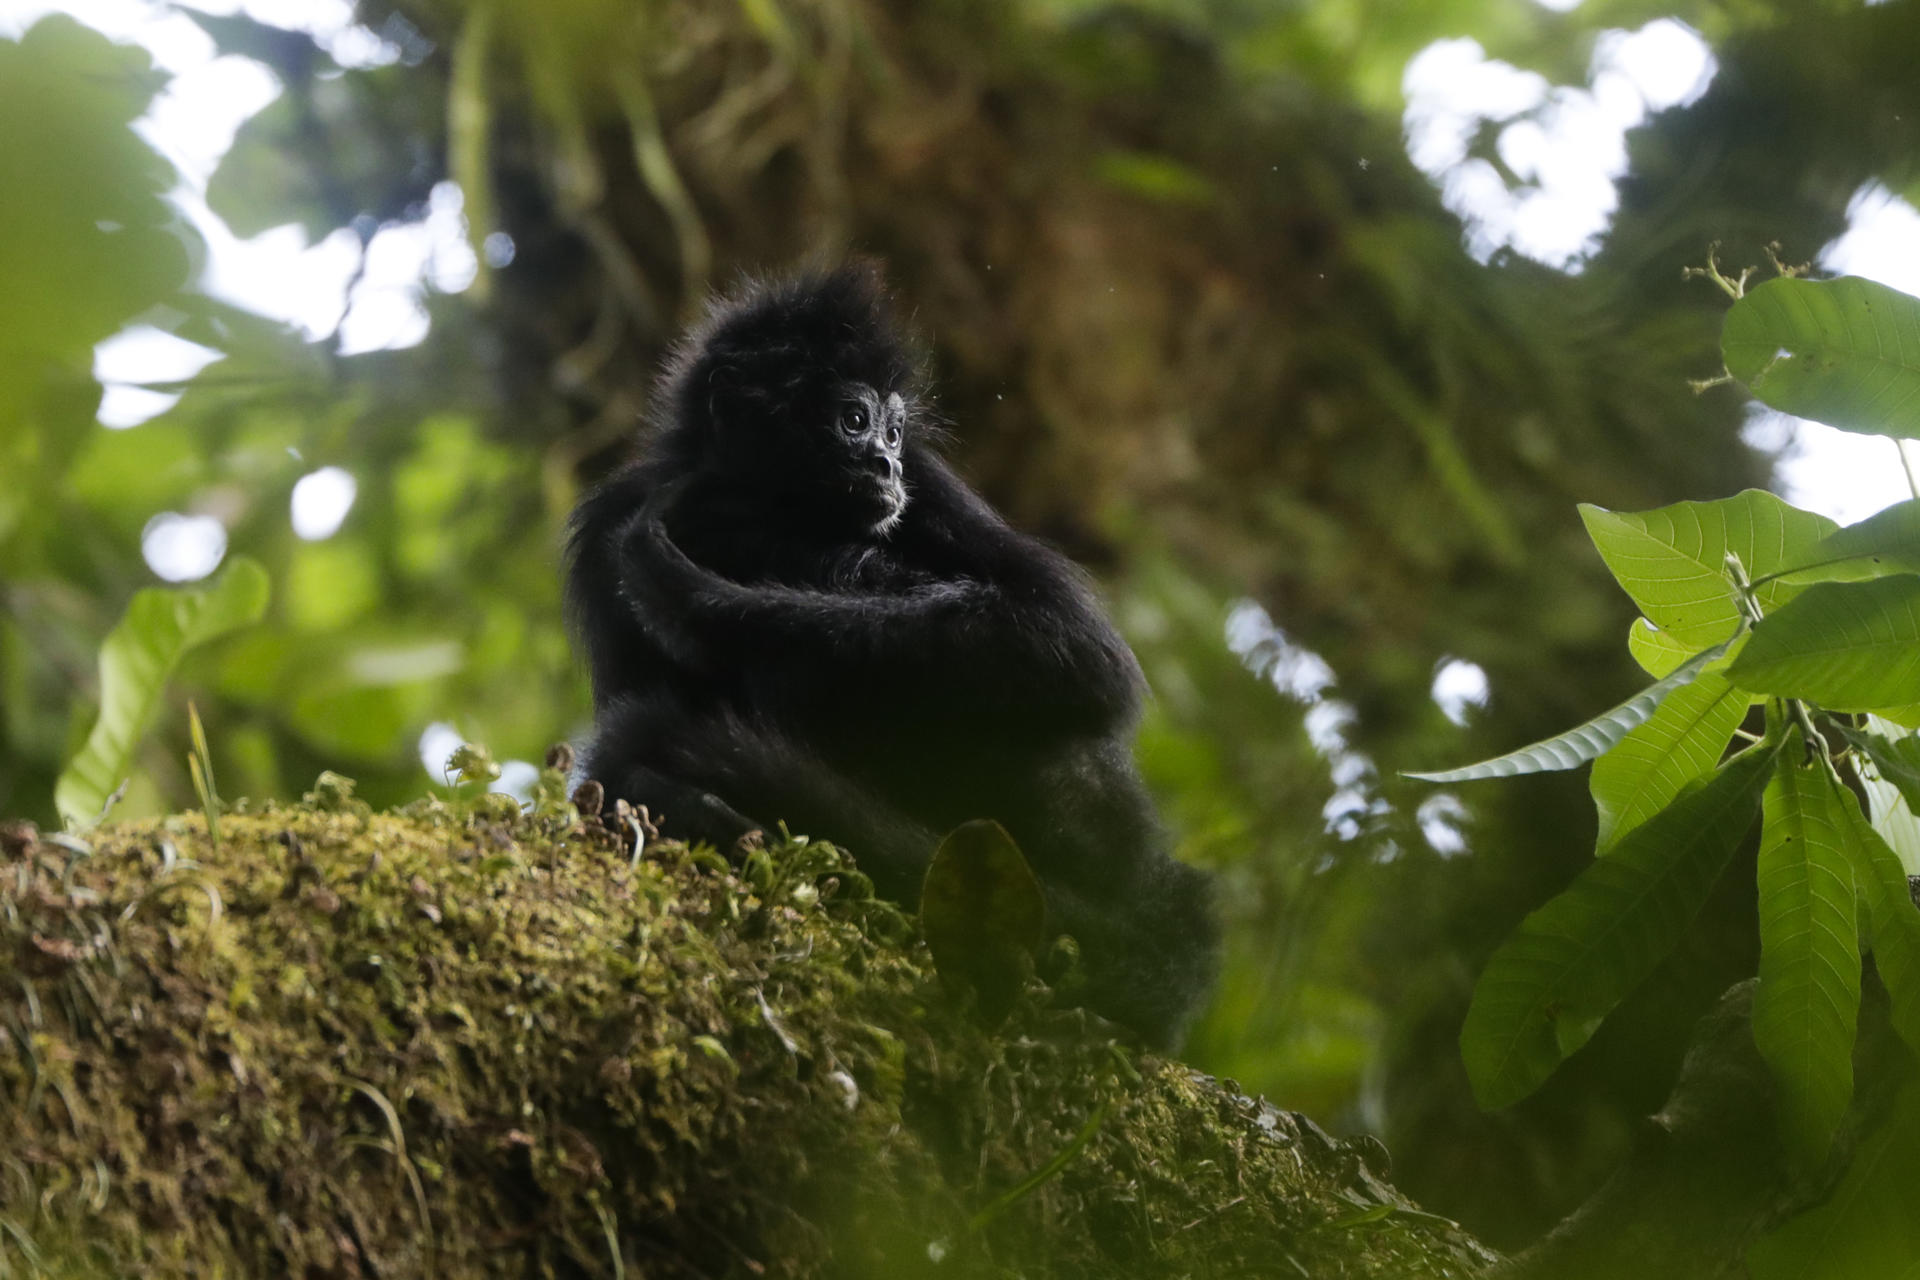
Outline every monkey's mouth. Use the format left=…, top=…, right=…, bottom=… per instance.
left=861, top=473, right=908, bottom=532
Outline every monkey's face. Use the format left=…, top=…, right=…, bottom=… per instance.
left=829, top=383, right=910, bottom=534
left=673, top=264, right=925, bottom=536
left=703, top=369, right=916, bottom=536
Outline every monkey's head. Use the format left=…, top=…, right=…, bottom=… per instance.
left=658, top=263, right=927, bottom=536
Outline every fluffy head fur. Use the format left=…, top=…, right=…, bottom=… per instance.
left=648, top=264, right=926, bottom=512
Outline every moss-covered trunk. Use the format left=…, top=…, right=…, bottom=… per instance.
left=0, top=783, right=1497, bottom=1278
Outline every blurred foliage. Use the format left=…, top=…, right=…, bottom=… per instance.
left=55, top=555, right=268, bottom=829
left=4, top=0, right=1920, bottom=1253
left=0, top=17, right=190, bottom=423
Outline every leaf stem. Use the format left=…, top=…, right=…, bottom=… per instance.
left=1682, top=244, right=1752, bottom=300
left=1748, top=554, right=1856, bottom=590
left=1781, top=698, right=1829, bottom=767
left=1733, top=545, right=1831, bottom=765
left=1723, top=550, right=1765, bottom=626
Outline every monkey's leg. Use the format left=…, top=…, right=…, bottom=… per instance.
left=584, top=693, right=938, bottom=895
left=665, top=714, right=941, bottom=900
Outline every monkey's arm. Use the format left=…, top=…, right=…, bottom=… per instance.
left=618, top=510, right=1142, bottom=730
left=567, top=464, right=696, bottom=704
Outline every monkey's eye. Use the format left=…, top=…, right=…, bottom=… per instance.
left=841, top=405, right=869, bottom=435
left=883, top=422, right=903, bottom=450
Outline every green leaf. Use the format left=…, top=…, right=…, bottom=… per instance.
left=1723, top=276, right=1920, bottom=439
left=1752, top=750, right=1861, bottom=1160
left=1580, top=491, right=1837, bottom=648
left=1406, top=641, right=1729, bottom=784
left=1627, top=617, right=1697, bottom=678
left=1779, top=499, right=1920, bottom=583
left=54, top=558, right=270, bottom=828
left=1858, top=717, right=1920, bottom=876
left=1839, top=724, right=1920, bottom=815
left=1864, top=779, right=1920, bottom=876
left=186, top=700, right=221, bottom=848
left=0, top=17, right=195, bottom=388
left=1727, top=576, right=1920, bottom=710
left=1591, top=671, right=1748, bottom=852
left=1862, top=780, right=1920, bottom=876
left=919, top=820, right=1047, bottom=1024
left=1831, top=781, right=1920, bottom=1059
left=1747, top=1083, right=1920, bottom=1280
left=1460, top=741, right=1777, bottom=1110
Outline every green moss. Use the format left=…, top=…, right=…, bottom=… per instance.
left=0, top=783, right=1494, bottom=1277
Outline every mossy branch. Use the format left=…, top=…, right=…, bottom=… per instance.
left=0, top=785, right=1494, bottom=1279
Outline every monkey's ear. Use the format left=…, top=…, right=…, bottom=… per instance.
left=701, top=357, right=798, bottom=446
left=702, top=358, right=773, bottom=421
left=701, top=362, right=741, bottom=428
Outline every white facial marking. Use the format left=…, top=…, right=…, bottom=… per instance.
left=870, top=481, right=908, bottom=535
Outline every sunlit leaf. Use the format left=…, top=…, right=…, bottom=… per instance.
left=1863, top=780, right=1920, bottom=876
left=0, top=16, right=194, bottom=388
left=1591, top=671, right=1748, bottom=852
left=1627, top=617, right=1697, bottom=678
left=1779, top=499, right=1920, bottom=583
left=1872, top=704, right=1920, bottom=730
left=1858, top=716, right=1920, bottom=875
left=1580, top=491, right=1837, bottom=648
left=1747, top=1084, right=1920, bottom=1280
left=1728, top=576, right=1920, bottom=709
left=1406, top=641, right=1729, bottom=784
left=1461, top=741, right=1776, bottom=1110
left=1839, top=723, right=1920, bottom=815
left=1752, top=749, right=1860, bottom=1160
left=54, top=558, right=270, bottom=828
left=1723, top=275, right=1920, bottom=439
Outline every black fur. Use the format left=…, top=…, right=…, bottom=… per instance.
left=567, top=264, right=1219, bottom=1047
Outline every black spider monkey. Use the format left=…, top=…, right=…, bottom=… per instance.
left=566, top=264, right=1218, bottom=1047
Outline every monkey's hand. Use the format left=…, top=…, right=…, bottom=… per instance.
left=617, top=513, right=732, bottom=672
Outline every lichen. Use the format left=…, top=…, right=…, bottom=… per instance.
left=0, top=780, right=1495, bottom=1278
